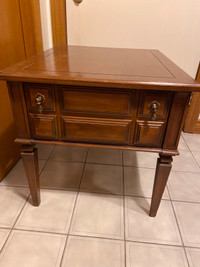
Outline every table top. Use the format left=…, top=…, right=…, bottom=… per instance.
left=0, top=45, right=200, bottom=91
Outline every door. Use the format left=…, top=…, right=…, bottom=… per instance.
left=184, top=64, right=200, bottom=133
left=0, top=0, right=43, bottom=180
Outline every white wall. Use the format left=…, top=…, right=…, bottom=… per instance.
left=39, top=0, right=53, bottom=51
left=66, top=0, right=200, bottom=78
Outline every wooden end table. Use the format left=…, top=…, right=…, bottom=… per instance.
left=1, top=46, right=200, bottom=217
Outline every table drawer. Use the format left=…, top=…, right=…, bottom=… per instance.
left=24, top=83, right=56, bottom=112
left=29, top=114, right=58, bottom=140
left=61, top=116, right=131, bottom=144
left=134, top=120, right=165, bottom=147
left=138, top=91, right=172, bottom=119
left=60, top=86, right=132, bottom=116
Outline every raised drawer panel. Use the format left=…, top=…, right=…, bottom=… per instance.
left=60, top=86, right=132, bottom=115
left=134, top=120, right=164, bottom=147
left=138, top=91, right=172, bottom=119
left=29, top=114, right=58, bottom=140
left=24, top=83, right=56, bottom=112
left=61, top=116, right=131, bottom=144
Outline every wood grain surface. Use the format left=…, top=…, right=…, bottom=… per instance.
left=1, top=46, right=200, bottom=91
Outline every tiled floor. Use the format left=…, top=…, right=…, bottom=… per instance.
left=0, top=134, right=200, bottom=266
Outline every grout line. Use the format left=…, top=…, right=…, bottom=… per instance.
left=59, top=235, right=69, bottom=267
left=180, top=134, right=191, bottom=151
left=171, top=168, right=200, bottom=174
left=164, top=177, right=190, bottom=265
left=170, top=201, right=185, bottom=248
left=9, top=227, right=67, bottom=237
left=84, top=147, right=89, bottom=163
left=56, top=149, right=90, bottom=266
left=0, top=224, right=189, bottom=248
left=184, top=245, right=200, bottom=249
left=167, top=182, right=173, bottom=201
left=171, top=199, right=200, bottom=205
left=66, top=148, right=89, bottom=236
left=1, top=186, right=199, bottom=204
left=190, top=151, right=200, bottom=172
left=0, top=229, right=12, bottom=255
left=2, top=225, right=197, bottom=251
left=0, top=227, right=12, bottom=231
left=168, top=183, right=187, bottom=248
left=124, top=238, right=186, bottom=248
left=183, top=246, right=191, bottom=267
left=167, top=180, right=190, bottom=265
left=48, top=144, right=56, bottom=160
left=46, top=158, right=123, bottom=166
left=0, top=184, right=28, bottom=189
left=122, top=151, right=127, bottom=267
left=12, top=193, right=31, bottom=229
left=67, top=233, right=188, bottom=248
left=181, top=133, right=200, bottom=173
left=169, top=168, right=200, bottom=174
left=38, top=145, right=56, bottom=176
left=0, top=192, right=30, bottom=255
left=122, top=150, right=125, bottom=166
left=2, top=142, right=200, bottom=264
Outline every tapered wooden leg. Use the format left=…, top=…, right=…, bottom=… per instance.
left=149, top=154, right=173, bottom=217
left=21, top=145, right=40, bottom=206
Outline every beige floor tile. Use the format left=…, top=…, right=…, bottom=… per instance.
left=40, top=161, right=84, bottom=190
left=124, top=167, right=169, bottom=199
left=123, top=151, right=158, bottom=168
left=186, top=247, right=200, bottom=267
left=0, top=187, right=29, bottom=228
left=61, top=236, right=125, bottom=267
left=173, top=202, right=200, bottom=247
left=172, top=151, right=199, bottom=172
left=178, top=136, right=189, bottom=151
left=0, top=159, right=46, bottom=187
left=70, top=192, right=124, bottom=239
left=192, top=151, right=200, bottom=168
left=126, top=242, right=188, bottom=267
left=168, top=171, right=200, bottom=202
left=125, top=197, right=181, bottom=245
left=36, top=144, right=54, bottom=160
left=0, top=230, right=66, bottom=267
left=80, top=163, right=123, bottom=195
left=15, top=190, right=77, bottom=234
left=0, top=229, right=10, bottom=250
left=50, top=145, right=88, bottom=162
left=86, top=147, right=123, bottom=165
left=183, top=133, right=200, bottom=152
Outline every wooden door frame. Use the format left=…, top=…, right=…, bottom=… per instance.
left=0, top=0, right=43, bottom=180
left=184, top=63, right=200, bottom=133
left=19, top=0, right=43, bottom=57
left=50, top=0, right=67, bottom=46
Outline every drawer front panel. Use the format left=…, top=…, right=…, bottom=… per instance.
left=30, top=114, right=58, bottom=140
left=134, top=120, right=164, bottom=147
left=24, top=83, right=56, bottom=112
left=138, top=91, right=172, bottom=119
left=61, top=117, right=131, bottom=144
left=60, top=87, right=132, bottom=115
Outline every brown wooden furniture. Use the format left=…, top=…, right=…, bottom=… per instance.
left=0, top=0, right=43, bottom=180
left=50, top=0, right=67, bottom=47
left=1, top=46, right=200, bottom=216
left=184, top=63, right=200, bottom=133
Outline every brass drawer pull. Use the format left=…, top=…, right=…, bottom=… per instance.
left=149, top=101, right=160, bottom=120
left=35, top=93, right=45, bottom=113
